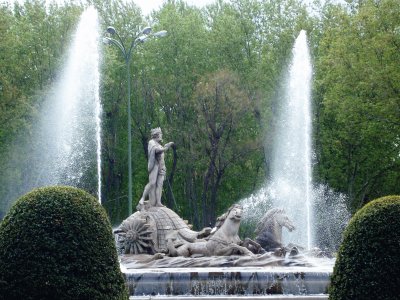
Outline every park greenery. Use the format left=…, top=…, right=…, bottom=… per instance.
left=0, top=0, right=399, bottom=230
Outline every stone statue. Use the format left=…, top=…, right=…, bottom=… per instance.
left=255, top=208, right=295, bottom=251
left=115, top=127, right=213, bottom=256
left=167, top=204, right=261, bottom=257
left=113, top=127, right=321, bottom=272
left=138, top=127, right=174, bottom=209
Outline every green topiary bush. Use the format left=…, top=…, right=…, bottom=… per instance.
left=0, top=186, right=128, bottom=300
left=329, top=195, right=400, bottom=300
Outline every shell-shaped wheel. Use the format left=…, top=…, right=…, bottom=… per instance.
left=117, top=218, right=154, bottom=254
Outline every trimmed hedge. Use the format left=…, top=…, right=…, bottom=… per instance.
left=329, top=195, right=400, bottom=300
left=0, top=186, right=128, bottom=300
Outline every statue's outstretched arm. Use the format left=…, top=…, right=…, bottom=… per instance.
left=154, top=142, right=174, bottom=153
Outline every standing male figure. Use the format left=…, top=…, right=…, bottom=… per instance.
left=138, top=127, right=174, bottom=209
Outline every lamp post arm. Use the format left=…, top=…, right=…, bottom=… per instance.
left=104, top=37, right=127, bottom=58
left=113, top=30, right=127, bottom=55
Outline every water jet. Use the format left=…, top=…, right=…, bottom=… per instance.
left=32, top=7, right=101, bottom=201
left=240, top=30, right=348, bottom=252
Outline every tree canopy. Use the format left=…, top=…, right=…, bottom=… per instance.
left=0, top=0, right=399, bottom=235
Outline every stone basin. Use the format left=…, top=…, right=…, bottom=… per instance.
left=121, top=256, right=333, bottom=298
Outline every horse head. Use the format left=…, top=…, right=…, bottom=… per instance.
left=255, top=208, right=295, bottom=250
left=228, top=204, right=243, bottom=223
left=210, top=204, right=243, bottom=240
left=215, top=204, right=243, bottom=229
left=274, top=209, right=295, bottom=232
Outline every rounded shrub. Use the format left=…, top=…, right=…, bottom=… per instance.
left=329, top=195, right=400, bottom=300
left=0, top=186, right=128, bottom=300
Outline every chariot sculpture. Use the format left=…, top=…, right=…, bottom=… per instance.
left=114, top=128, right=298, bottom=260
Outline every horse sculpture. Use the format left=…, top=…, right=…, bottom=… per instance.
left=255, top=208, right=295, bottom=251
left=167, top=204, right=259, bottom=257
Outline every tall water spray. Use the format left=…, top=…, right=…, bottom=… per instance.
left=240, top=31, right=349, bottom=250
left=34, top=7, right=102, bottom=201
left=271, top=30, right=313, bottom=248
left=240, top=30, right=313, bottom=249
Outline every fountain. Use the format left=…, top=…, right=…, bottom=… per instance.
left=270, top=30, right=313, bottom=249
left=240, top=30, right=313, bottom=249
left=240, top=31, right=348, bottom=252
left=37, top=7, right=102, bottom=201
left=6, top=7, right=102, bottom=204
left=115, top=31, right=340, bottom=299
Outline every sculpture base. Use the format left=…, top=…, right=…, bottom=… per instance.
left=123, top=265, right=332, bottom=297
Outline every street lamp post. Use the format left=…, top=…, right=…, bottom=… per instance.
left=104, top=26, right=167, bottom=216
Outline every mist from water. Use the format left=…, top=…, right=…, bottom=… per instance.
left=30, top=7, right=102, bottom=201
left=0, top=8, right=101, bottom=205
left=240, top=31, right=349, bottom=251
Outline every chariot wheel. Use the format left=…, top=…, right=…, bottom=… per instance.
left=116, top=217, right=155, bottom=254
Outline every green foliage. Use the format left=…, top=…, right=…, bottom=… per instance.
left=192, top=69, right=262, bottom=225
left=314, top=0, right=400, bottom=211
left=0, top=186, right=128, bottom=300
left=0, top=0, right=321, bottom=228
left=3, top=0, right=400, bottom=234
left=102, top=0, right=308, bottom=227
left=329, top=195, right=400, bottom=300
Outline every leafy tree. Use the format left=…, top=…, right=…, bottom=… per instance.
left=98, top=0, right=314, bottom=226
left=314, top=0, right=400, bottom=211
left=192, top=69, right=261, bottom=225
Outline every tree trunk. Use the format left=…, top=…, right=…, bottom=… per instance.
left=202, top=133, right=221, bottom=226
